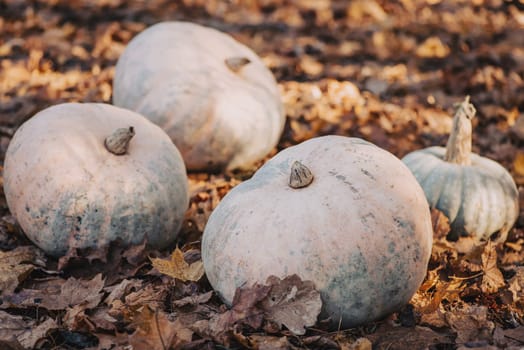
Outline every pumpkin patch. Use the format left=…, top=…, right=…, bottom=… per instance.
left=1, top=2, right=524, bottom=348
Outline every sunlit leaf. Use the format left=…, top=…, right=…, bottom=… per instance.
left=150, top=247, right=204, bottom=282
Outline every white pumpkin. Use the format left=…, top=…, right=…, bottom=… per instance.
left=3, top=103, right=189, bottom=257
left=113, top=21, right=285, bottom=172
left=202, top=135, right=433, bottom=329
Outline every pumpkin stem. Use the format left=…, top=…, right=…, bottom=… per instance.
left=105, top=126, right=135, bottom=155
left=444, top=96, right=476, bottom=165
left=289, top=161, right=314, bottom=189
left=225, top=56, right=251, bottom=73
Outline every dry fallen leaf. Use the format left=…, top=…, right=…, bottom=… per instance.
left=0, top=311, right=31, bottom=344
left=431, top=208, right=451, bottom=239
left=128, top=306, right=193, bottom=350
left=260, top=274, right=322, bottom=335
left=2, top=274, right=104, bottom=310
left=206, top=274, right=321, bottom=343
left=366, top=323, right=453, bottom=350
left=104, top=278, right=144, bottom=305
left=0, top=246, right=45, bottom=296
left=415, top=36, right=450, bottom=58
left=480, top=241, right=505, bottom=294
left=445, top=304, right=494, bottom=344
left=150, top=247, right=204, bottom=282
left=508, top=266, right=524, bottom=304
left=347, top=337, right=372, bottom=350
left=173, top=291, right=213, bottom=308
left=0, top=311, right=57, bottom=350
left=233, top=330, right=291, bottom=350
left=513, top=151, right=524, bottom=176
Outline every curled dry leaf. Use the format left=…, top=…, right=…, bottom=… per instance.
left=260, top=274, right=322, bottom=335
left=480, top=241, right=505, bottom=294
left=104, top=279, right=144, bottom=306
left=173, top=291, right=213, bottom=308
left=508, top=267, right=524, bottom=305
left=0, top=246, right=46, bottom=296
left=150, top=247, right=204, bottom=282
left=109, top=283, right=168, bottom=322
left=431, top=208, right=451, bottom=239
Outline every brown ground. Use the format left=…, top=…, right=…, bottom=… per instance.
left=1, top=0, right=524, bottom=349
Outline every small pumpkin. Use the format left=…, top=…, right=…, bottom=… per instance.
left=3, top=103, right=189, bottom=257
left=113, top=21, right=285, bottom=172
left=202, top=135, right=433, bottom=329
left=402, top=97, right=519, bottom=242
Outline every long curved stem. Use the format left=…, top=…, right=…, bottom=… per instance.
left=444, top=96, right=476, bottom=165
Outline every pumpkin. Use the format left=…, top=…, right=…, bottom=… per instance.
left=112, top=21, right=285, bottom=172
left=402, top=97, right=519, bottom=242
left=3, top=103, right=189, bottom=257
left=202, top=135, right=433, bottom=329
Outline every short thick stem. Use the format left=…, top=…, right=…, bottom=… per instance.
left=444, top=96, right=476, bottom=165
left=289, top=161, right=314, bottom=189
left=105, top=126, right=135, bottom=155
left=225, top=56, right=251, bottom=73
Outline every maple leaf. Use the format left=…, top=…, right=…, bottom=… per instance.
left=150, top=247, right=204, bottom=282
left=207, top=274, right=321, bottom=341
left=480, top=241, right=505, bottom=294
left=260, top=275, right=322, bottom=335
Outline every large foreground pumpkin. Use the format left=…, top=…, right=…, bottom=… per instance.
left=4, top=103, right=189, bottom=257
left=113, top=21, right=285, bottom=172
left=202, top=135, right=433, bottom=329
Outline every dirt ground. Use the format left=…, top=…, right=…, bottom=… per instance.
left=1, top=0, right=524, bottom=349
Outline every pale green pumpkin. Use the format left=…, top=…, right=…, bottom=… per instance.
left=402, top=97, right=519, bottom=242
left=202, top=135, right=433, bottom=330
left=4, top=103, right=189, bottom=257
left=113, top=21, right=285, bottom=172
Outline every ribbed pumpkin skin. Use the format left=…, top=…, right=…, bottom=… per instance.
left=202, top=135, right=433, bottom=329
left=113, top=21, right=285, bottom=172
left=4, top=103, right=189, bottom=257
left=402, top=146, right=519, bottom=241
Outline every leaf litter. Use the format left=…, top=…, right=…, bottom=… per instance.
left=1, top=0, right=524, bottom=348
